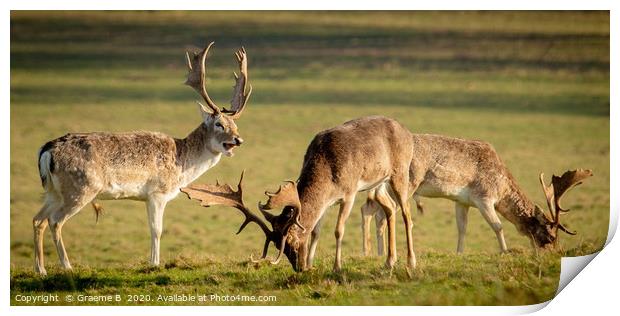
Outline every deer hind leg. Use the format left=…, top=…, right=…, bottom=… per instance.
left=413, top=194, right=425, bottom=214
left=49, top=195, right=91, bottom=270
left=374, top=184, right=397, bottom=270
left=455, top=203, right=469, bottom=254
left=475, top=199, right=508, bottom=253
left=361, top=198, right=376, bottom=256
left=147, top=195, right=168, bottom=266
left=334, top=193, right=355, bottom=272
left=33, top=195, right=60, bottom=275
left=307, top=215, right=324, bottom=269
left=374, top=201, right=387, bottom=256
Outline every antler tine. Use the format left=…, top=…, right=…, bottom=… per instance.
left=180, top=171, right=272, bottom=238
left=224, top=46, right=252, bottom=119
left=184, top=42, right=220, bottom=114
left=270, top=237, right=287, bottom=265
left=185, top=51, right=193, bottom=71
left=539, top=173, right=556, bottom=222
left=251, top=238, right=271, bottom=261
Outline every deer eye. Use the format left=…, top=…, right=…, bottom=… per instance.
left=215, top=122, right=223, bottom=129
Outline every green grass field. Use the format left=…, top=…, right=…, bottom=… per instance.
left=10, top=11, right=609, bottom=305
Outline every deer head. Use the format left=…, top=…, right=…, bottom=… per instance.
left=532, top=169, right=593, bottom=248
left=257, top=181, right=307, bottom=270
left=185, top=42, right=252, bottom=157
left=180, top=172, right=304, bottom=266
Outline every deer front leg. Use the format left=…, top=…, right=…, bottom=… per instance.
left=147, top=196, right=168, bottom=266
left=334, top=194, right=355, bottom=272
left=455, top=203, right=469, bottom=253
left=307, top=216, right=324, bottom=269
left=475, top=199, right=508, bottom=253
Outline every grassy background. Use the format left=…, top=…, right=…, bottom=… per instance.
left=10, top=11, right=609, bottom=305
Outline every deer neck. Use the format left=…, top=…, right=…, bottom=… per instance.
left=290, top=177, right=334, bottom=238
left=497, top=181, right=548, bottom=237
left=176, top=123, right=222, bottom=186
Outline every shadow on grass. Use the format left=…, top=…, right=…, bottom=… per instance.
left=10, top=85, right=610, bottom=117
left=10, top=266, right=177, bottom=292
left=10, top=271, right=124, bottom=292
left=11, top=12, right=609, bottom=73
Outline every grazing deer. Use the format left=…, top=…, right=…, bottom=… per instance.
left=33, top=42, right=252, bottom=275
left=359, top=134, right=592, bottom=255
left=183, top=116, right=416, bottom=274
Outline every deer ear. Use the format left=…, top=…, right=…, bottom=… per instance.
left=196, top=101, right=214, bottom=119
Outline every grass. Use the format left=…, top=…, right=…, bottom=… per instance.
left=9, top=243, right=602, bottom=306
left=10, top=11, right=609, bottom=306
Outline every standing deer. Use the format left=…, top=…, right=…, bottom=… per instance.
left=360, top=134, right=592, bottom=255
left=33, top=42, right=252, bottom=275
left=183, top=116, right=417, bottom=274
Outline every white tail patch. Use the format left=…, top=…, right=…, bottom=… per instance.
left=38, top=150, right=53, bottom=190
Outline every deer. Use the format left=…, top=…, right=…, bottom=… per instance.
left=359, top=134, right=593, bottom=256
left=183, top=116, right=417, bottom=275
left=33, top=42, right=252, bottom=275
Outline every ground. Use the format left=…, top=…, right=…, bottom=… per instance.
left=10, top=11, right=609, bottom=305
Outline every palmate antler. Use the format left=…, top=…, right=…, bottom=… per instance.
left=259, top=181, right=305, bottom=233
left=184, top=42, right=252, bottom=118
left=223, top=47, right=252, bottom=119
left=539, top=169, right=593, bottom=236
left=180, top=171, right=278, bottom=264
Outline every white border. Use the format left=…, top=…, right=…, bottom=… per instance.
left=3, top=1, right=617, bottom=316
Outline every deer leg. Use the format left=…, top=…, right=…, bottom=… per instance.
left=389, top=170, right=417, bottom=277
left=374, top=185, right=397, bottom=270
left=361, top=199, right=375, bottom=256
left=49, top=200, right=85, bottom=270
left=147, top=195, right=167, bottom=266
left=33, top=197, right=57, bottom=275
left=374, top=203, right=387, bottom=256
left=455, top=203, right=469, bottom=254
left=307, top=215, right=324, bottom=269
left=475, top=200, right=508, bottom=253
left=413, top=194, right=425, bottom=214
left=334, top=194, right=355, bottom=272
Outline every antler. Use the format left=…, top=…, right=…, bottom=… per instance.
left=180, top=171, right=278, bottom=263
left=259, top=181, right=301, bottom=210
left=185, top=42, right=220, bottom=114
left=539, top=169, right=593, bottom=235
left=253, top=180, right=307, bottom=265
left=223, top=47, right=252, bottom=119
left=185, top=43, right=252, bottom=119
left=258, top=181, right=305, bottom=232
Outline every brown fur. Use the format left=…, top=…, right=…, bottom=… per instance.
left=260, top=116, right=416, bottom=273
left=363, top=133, right=560, bottom=255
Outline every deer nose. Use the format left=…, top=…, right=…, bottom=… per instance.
left=234, top=137, right=244, bottom=146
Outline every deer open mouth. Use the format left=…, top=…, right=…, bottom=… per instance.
left=223, top=142, right=237, bottom=152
